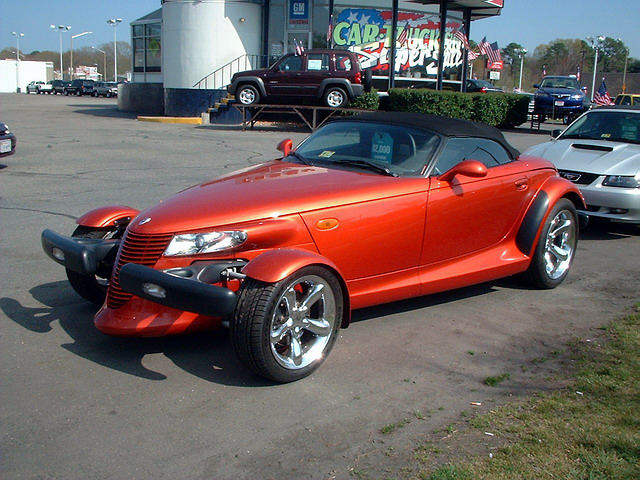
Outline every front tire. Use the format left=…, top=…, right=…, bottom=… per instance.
left=231, top=266, right=343, bottom=383
left=236, top=84, right=260, bottom=105
left=65, top=226, right=119, bottom=306
left=524, top=199, right=578, bottom=289
left=323, top=87, right=348, bottom=108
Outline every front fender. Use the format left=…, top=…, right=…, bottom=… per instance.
left=242, top=249, right=352, bottom=328
left=76, top=205, right=140, bottom=229
left=230, top=77, right=267, bottom=98
left=516, top=176, right=585, bottom=256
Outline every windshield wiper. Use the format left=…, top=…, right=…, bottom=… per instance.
left=285, top=151, right=312, bottom=166
left=332, top=159, right=398, bottom=177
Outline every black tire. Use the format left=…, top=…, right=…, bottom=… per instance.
left=65, top=226, right=119, bottom=306
left=93, top=91, right=98, bottom=97
left=106, top=92, right=112, bottom=98
left=363, top=68, right=373, bottom=93
left=236, top=84, right=260, bottom=105
left=231, top=266, right=343, bottom=383
left=323, top=87, right=348, bottom=108
left=76, top=89, right=82, bottom=96
left=523, top=199, right=578, bottom=289
left=64, top=89, right=69, bottom=96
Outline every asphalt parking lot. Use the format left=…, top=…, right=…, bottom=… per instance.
left=1, top=93, right=638, bottom=479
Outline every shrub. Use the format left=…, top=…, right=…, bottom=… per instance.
left=387, top=88, right=529, bottom=127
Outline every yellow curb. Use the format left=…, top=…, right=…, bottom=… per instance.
left=137, top=116, right=202, bottom=125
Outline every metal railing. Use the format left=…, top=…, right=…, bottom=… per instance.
left=193, top=54, right=268, bottom=89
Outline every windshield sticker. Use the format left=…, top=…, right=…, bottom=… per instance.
left=601, top=133, right=611, bottom=138
left=371, top=132, right=394, bottom=163
left=319, top=150, right=335, bottom=158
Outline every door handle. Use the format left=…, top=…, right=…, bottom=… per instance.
left=515, top=178, right=528, bottom=190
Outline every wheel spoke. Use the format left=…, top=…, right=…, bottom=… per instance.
left=270, top=323, right=290, bottom=342
left=300, top=283, right=324, bottom=310
left=290, top=336, right=303, bottom=366
left=304, top=317, right=332, bottom=337
left=549, top=243, right=570, bottom=262
left=548, top=217, right=571, bottom=239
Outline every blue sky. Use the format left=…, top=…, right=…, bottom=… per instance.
left=2, top=0, right=639, bottom=58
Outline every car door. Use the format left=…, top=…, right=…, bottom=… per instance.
left=421, top=138, right=534, bottom=266
left=263, top=54, right=305, bottom=97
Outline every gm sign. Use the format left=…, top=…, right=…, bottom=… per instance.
left=289, top=0, right=309, bottom=24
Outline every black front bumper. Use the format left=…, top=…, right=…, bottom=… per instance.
left=118, top=262, right=242, bottom=317
left=41, top=228, right=119, bottom=275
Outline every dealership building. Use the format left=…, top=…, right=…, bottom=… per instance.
left=121, top=0, right=503, bottom=116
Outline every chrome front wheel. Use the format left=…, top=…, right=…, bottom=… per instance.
left=231, top=266, right=343, bottom=382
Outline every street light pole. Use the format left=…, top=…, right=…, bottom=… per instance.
left=107, top=18, right=122, bottom=82
left=50, top=25, right=71, bottom=80
left=587, top=35, right=604, bottom=102
left=70, top=31, right=92, bottom=80
left=92, top=47, right=107, bottom=80
left=11, top=32, right=24, bottom=93
left=516, top=48, right=527, bottom=92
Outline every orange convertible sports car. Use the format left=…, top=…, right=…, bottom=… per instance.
left=42, top=112, right=585, bottom=382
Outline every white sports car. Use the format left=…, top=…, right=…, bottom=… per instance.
left=525, top=106, right=640, bottom=224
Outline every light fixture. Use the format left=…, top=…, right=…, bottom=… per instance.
left=50, top=24, right=71, bottom=80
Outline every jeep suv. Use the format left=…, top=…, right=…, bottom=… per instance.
left=64, top=79, right=96, bottom=96
left=533, top=76, right=587, bottom=124
left=227, top=49, right=369, bottom=108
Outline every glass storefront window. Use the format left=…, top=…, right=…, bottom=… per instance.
left=133, top=21, right=161, bottom=73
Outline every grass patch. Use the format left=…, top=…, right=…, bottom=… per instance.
left=419, top=305, right=640, bottom=479
left=483, top=372, right=510, bottom=386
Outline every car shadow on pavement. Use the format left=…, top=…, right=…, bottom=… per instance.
left=580, top=221, right=639, bottom=240
left=0, top=282, right=272, bottom=387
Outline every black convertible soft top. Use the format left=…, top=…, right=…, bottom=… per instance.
left=334, top=111, right=520, bottom=159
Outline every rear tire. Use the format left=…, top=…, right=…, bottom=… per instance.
left=65, top=226, right=119, bottom=306
left=524, top=199, right=577, bottom=289
left=323, top=87, right=347, bottom=108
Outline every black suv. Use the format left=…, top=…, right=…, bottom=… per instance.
left=64, top=79, right=96, bottom=96
left=51, top=80, right=69, bottom=95
left=227, top=49, right=369, bottom=108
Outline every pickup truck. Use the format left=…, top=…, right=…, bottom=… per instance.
left=26, top=81, right=53, bottom=94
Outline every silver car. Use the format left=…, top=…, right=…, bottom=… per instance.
left=524, top=106, right=640, bottom=223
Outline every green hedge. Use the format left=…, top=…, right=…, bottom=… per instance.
left=349, top=89, right=380, bottom=110
left=386, top=88, right=530, bottom=128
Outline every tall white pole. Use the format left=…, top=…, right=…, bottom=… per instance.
left=51, top=25, right=71, bottom=80
left=11, top=32, right=24, bottom=92
left=107, top=19, right=122, bottom=82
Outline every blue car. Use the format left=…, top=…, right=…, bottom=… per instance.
left=533, top=76, right=587, bottom=124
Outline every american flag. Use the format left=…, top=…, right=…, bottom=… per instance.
left=326, top=15, right=333, bottom=45
left=467, top=50, right=479, bottom=61
left=593, top=79, right=615, bottom=105
left=478, top=37, right=491, bottom=56
left=294, top=39, right=304, bottom=56
left=397, top=22, right=409, bottom=46
left=487, top=41, right=503, bottom=65
left=454, top=25, right=470, bottom=50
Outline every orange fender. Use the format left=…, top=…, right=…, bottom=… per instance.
left=242, top=248, right=352, bottom=328
left=76, top=205, right=140, bottom=229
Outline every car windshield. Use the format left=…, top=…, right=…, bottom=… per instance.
left=560, top=111, right=640, bottom=144
left=540, top=78, right=580, bottom=89
left=290, top=121, right=440, bottom=177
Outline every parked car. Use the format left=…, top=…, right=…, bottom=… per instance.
left=614, top=94, right=640, bottom=106
left=465, top=79, right=502, bottom=93
left=524, top=105, right=640, bottom=223
left=51, top=80, right=69, bottom=94
left=533, top=76, right=588, bottom=124
left=64, top=79, right=95, bottom=96
left=41, top=112, right=584, bottom=382
left=93, top=81, right=119, bottom=98
left=26, top=81, right=46, bottom=94
left=227, top=49, right=370, bottom=108
left=0, top=122, right=17, bottom=158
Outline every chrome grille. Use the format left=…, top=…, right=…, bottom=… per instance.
left=106, top=230, right=172, bottom=309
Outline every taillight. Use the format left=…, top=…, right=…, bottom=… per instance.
left=481, top=87, right=487, bottom=93
left=355, top=71, right=362, bottom=84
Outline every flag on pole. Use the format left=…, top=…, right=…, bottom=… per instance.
left=294, top=39, right=304, bottom=56
left=487, top=41, right=502, bottom=65
left=397, top=21, right=409, bottom=46
left=454, top=25, right=470, bottom=50
left=326, top=15, right=333, bottom=45
left=467, top=50, right=479, bottom=61
left=593, top=78, right=615, bottom=105
left=478, top=37, right=491, bottom=56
